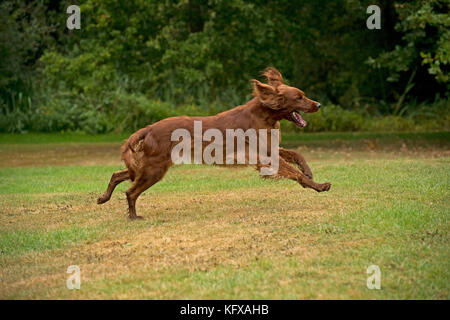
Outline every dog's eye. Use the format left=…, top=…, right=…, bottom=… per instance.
left=298, top=96, right=303, bottom=100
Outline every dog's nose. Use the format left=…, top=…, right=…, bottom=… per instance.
left=317, top=103, right=321, bottom=108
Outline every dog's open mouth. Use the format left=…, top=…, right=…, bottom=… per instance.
left=291, top=111, right=307, bottom=128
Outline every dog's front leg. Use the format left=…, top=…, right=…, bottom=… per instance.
left=259, top=158, right=330, bottom=192
left=279, top=148, right=313, bottom=179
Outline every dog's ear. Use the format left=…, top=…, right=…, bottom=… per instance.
left=262, top=67, right=284, bottom=87
left=252, top=79, right=283, bottom=109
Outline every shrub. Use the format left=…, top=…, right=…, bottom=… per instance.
left=302, top=105, right=365, bottom=132
left=1, top=94, right=448, bottom=134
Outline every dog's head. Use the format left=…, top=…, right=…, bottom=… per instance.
left=252, top=67, right=321, bottom=128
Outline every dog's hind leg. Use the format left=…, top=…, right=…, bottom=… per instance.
left=279, top=148, right=313, bottom=179
left=125, top=161, right=170, bottom=220
left=259, top=158, right=330, bottom=192
left=97, top=169, right=130, bottom=204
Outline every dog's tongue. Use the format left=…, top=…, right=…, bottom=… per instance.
left=292, top=111, right=307, bottom=127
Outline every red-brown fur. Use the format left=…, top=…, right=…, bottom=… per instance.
left=97, top=68, right=331, bottom=219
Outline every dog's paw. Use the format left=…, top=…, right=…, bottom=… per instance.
left=97, top=194, right=109, bottom=204
left=317, top=182, right=331, bottom=192
left=129, top=215, right=144, bottom=220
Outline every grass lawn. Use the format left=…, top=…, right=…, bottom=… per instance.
left=0, top=132, right=448, bottom=299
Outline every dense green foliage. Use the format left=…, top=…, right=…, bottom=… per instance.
left=0, top=0, right=448, bottom=133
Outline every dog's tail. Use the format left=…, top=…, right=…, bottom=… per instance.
left=121, top=127, right=149, bottom=157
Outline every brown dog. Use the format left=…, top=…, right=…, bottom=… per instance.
left=97, top=68, right=331, bottom=219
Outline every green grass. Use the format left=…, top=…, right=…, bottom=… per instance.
left=0, top=131, right=448, bottom=144
left=0, top=226, right=104, bottom=256
left=0, top=133, right=130, bottom=144
left=281, top=131, right=450, bottom=142
left=0, top=133, right=448, bottom=299
left=0, top=165, right=272, bottom=194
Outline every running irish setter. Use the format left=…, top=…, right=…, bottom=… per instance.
left=97, top=68, right=331, bottom=219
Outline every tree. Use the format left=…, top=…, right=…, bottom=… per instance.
left=368, top=0, right=449, bottom=110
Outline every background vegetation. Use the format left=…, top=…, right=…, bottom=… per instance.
left=0, top=0, right=448, bottom=134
